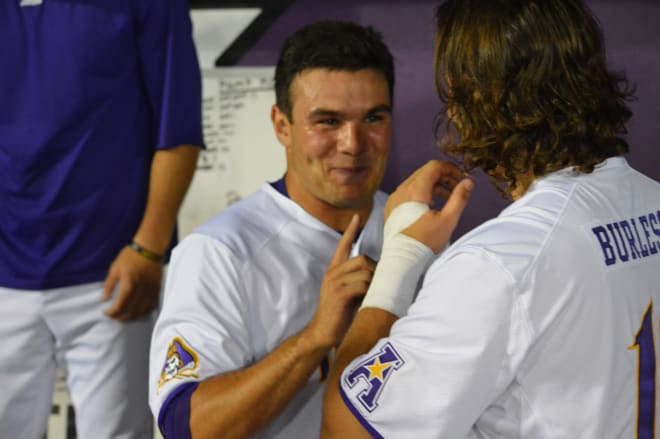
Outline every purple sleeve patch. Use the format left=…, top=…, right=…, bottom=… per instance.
left=158, top=381, right=199, bottom=439
left=343, top=342, right=405, bottom=412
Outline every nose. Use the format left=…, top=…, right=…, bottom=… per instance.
left=337, top=122, right=363, bottom=155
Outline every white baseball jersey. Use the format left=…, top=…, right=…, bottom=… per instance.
left=149, top=183, right=386, bottom=438
left=340, top=157, right=660, bottom=438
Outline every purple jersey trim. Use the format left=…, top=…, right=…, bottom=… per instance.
left=270, top=177, right=289, bottom=198
left=339, top=382, right=384, bottom=439
left=158, top=381, right=199, bottom=439
left=269, top=176, right=363, bottom=241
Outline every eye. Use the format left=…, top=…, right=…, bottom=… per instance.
left=365, top=113, right=387, bottom=123
left=318, top=118, right=340, bottom=126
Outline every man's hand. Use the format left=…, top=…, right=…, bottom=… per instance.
left=306, top=215, right=376, bottom=348
left=102, top=246, right=162, bottom=321
left=386, top=160, right=474, bottom=253
left=321, top=162, right=473, bottom=438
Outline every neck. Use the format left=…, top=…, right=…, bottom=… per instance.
left=284, top=179, right=373, bottom=231
left=308, top=202, right=373, bottom=232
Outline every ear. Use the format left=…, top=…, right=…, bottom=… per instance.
left=271, top=104, right=292, bottom=148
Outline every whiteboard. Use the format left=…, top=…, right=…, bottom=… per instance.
left=178, top=67, right=286, bottom=238
left=189, top=9, right=261, bottom=69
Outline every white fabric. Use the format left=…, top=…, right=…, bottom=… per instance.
left=360, top=201, right=433, bottom=316
left=149, top=183, right=385, bottom=438
left=0, top=282, right=154, bottom=439
left=383, top=201, right=429, bottom=239
left=360, top=232, right=433, bottom=316
left=340, top=157, right=660, bottom=438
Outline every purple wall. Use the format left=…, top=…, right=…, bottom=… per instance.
left=240, top=0, right=660, bottom=238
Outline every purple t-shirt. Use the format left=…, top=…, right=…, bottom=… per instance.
left=0, top=0, right=203, bottom=289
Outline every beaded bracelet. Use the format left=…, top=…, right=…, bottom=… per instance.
left=128, top=242, right=164, bottom=263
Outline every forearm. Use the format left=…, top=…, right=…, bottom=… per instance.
left=133, top=145, right=200, bottom=253
left=320, top=162, right=474, bottom=437
left=321, top=308, right=397, bottom=439
left=190, top=327, right=331, bottom=439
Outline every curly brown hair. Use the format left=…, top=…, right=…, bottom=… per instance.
left=433, top=0, right=634, bottom=198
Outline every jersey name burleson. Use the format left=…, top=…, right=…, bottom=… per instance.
left=591, top=210, right=660, bottom=266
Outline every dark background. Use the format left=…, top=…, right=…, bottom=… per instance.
left=193, top=0, right=660, bottom=239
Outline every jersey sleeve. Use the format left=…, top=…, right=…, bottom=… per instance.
left=132, top=0, right=203, bottom=150
left=339, top=249, right=533, bottom=438
left=148, top=234, right=252, bottom=419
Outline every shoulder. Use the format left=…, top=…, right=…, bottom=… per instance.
left=445, top=178, right=575, bottom=281
left=189, top=184, right=295, bottom=259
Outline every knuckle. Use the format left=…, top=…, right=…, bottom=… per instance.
left=354, top=255, right=370, bottom=268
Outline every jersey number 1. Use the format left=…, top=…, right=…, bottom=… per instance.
left=631, top=300, right=656, bottom=439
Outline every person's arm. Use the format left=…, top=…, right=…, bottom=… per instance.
left=322, top=307, right=397, bottom=438
left=322, top=160, right=474, bottom=438
left=102, top=145, right=200, bottom=320
left=188, top=214, right=375, bottom=439
left=189, top=324, right=336, bottom=439
left=102, top=0, right=203, bottom=321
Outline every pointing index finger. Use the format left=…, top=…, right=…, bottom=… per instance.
left=330, top=214, right=360, bottom=267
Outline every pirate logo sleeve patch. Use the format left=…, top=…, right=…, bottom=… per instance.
left=158, top=336, right=200, bottom=391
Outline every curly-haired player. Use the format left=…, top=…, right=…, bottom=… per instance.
left=322, top=0, right=660, bottom=437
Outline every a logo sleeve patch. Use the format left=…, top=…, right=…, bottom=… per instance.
left=157, top=336, right=200, bottom=391
left=343, top=342, right=405, bottom=412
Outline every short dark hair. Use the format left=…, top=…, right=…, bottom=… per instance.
left=434, top=0, right=634, bottom=197
left=274, top=20, right=395, bottom=121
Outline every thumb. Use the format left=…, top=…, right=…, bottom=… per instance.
left=102, top=269, right=119, bottom=301
left=439, top=178, right=474, bottom=231
left=402, top=178, right=474, bottom=253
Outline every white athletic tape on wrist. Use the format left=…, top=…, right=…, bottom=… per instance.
left=361, top=202, right=434, bottom=317
left=384, top=201, right=430, bottom=239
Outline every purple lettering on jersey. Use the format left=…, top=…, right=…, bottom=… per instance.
left=631, top=218, right=650, bottom=257
left=344, top=342, right=405, bottom=412
left=620, top=220, right=641, bottom=260
left=592, top=226, right=616, bottom=266
left=638, top=216, right=658, bottom=255
left=607, top=222, right=629, bottom=262
left=632, top=301, right=656, bottom=439
left=651, top=213, right=660, bottom=241
left=593, top=211, right=660, bottom=267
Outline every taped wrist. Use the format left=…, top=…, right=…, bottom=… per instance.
left=360, top=202, right=434, bottom=317
left=384, top=201, right=430, bottom=239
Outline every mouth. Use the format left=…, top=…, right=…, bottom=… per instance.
left=329, top=165, right=370, bottom=182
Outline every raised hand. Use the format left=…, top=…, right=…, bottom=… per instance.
left=306, top=215, right=376, bottom=348
left=387, top=160, right=474, bottom=253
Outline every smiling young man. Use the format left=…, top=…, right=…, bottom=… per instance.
left=148, top=21, right=395, bottom=439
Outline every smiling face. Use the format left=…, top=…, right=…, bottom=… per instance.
left=271, top=68, right=392, bottom=228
